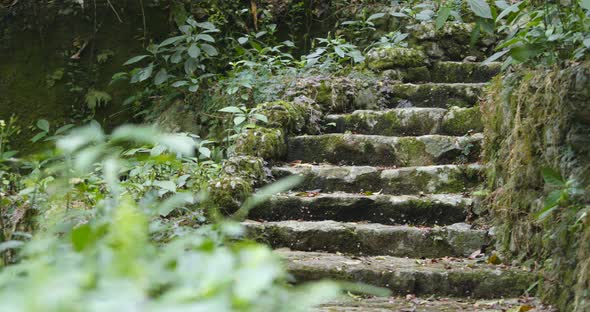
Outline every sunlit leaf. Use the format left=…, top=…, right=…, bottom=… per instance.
left=123, top=55, right=150, bottom=65
left=542, top=167, right=565, bottom=186
left=37, top=119, right=50, bottom=132
left=468, top=0, right=493, bottom=19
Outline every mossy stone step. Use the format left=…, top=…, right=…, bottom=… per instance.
left=249, top=193, right=472, bottom=226
left=279, top=250, right=535, bottom=298
left=272, top=164, right=482, bottom=195
left=244, top=220, right=487, bottom=258
left=325, top=107, right=482, bottom=136
left=383, top=83, right=485, bottom=109
left=379, top=61, right=501, bottom=84
left=302, top=77, right=486, bottom=114
left=317, top=296, right=550, bottom=312
left=287, top=134, right=482, bottom=166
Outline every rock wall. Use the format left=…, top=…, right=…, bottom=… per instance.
left=481, top=63, right=590, bottom=311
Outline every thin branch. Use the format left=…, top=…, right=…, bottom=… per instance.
left=106, top=0, right=123, bottom=23
left=139, top=0, right=147, bottom=47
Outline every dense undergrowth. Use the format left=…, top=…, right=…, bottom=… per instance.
left=1, top=0, right=589, bottom=311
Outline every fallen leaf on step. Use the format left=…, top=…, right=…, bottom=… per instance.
left=517, top=305, right=534, bottom=312
left=487, top=252, right=502, bottom=265
left=468, top=249, right=483, bottom=259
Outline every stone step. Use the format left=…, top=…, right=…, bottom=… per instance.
left=325, top=107, right=482, bottom=136
left=387, top=62, right=502, bottom=84
left=272, top=164, right=482, bottom=195
left=383, top=83, right=485, bottom=109
left=317, top=296, right=550, bottom=312
left=287, top=134, right=482, bottom=166
left=304, top=79, right=486, bottom=114
left=244, top=220, right=487, bottom=258
left=248, top=193, right=473, bottom=226
left=279, top=250, right=535, bottom=298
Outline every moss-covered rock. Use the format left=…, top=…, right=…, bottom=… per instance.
left=481, top=64, right=590, bottom=311
left=287, top=133, right=482, bottom=166
left=441, top=106, right=483, bottom=135
left=256, top=100, right=322, bottom=134
left=383, top=83, right=485, bottom=109
left=276, top=250, right=536, bottom=298
left=410, top=22, right=494, bottom=61
left=244, top=220, right=488, bottom=258
left=207, top=174, right=253, bottom=213
left=249, top=192, right=474, bottom=225
left=232, top=127, right=287, bottom=160
left=366, top=47, right=427, bottom=70
left=326, top=108, right=446, bottom=136
left=430, top=61, right=501, bottom=83
left=222, top=155, right=268, bottom=186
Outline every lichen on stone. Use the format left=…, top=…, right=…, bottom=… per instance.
left=207, top=174, right=253, bottom=213
left=232, top=127, right=287, bottom=160
left=256, top=100, right=321, bottom=134
left=366, top=47, right=428, bottom=70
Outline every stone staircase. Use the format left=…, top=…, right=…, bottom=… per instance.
left=240, top=56, right=539, bottom=309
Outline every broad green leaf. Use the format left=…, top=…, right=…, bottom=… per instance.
left=234, top=116, right=247, bottom=125
left=188, top=84, right=199, bottom=92
left=196, top=21, right=217, bottom=30
left=37, top=119, right=50, bottom=132
left=436, top=7, right=452, bottom=30
left=483, top=49, right=509, bottom=64
left=153, top=180, right=177, bottom=193
left=201, top=43, right=218, bottom=56
left=467, top=0, right=493, bottom=19
left=138, top=63, right=154, bottom=82
left=238, top=37, right=249, bottom=45
left=188, top=44, right=201, bottom=58
left=171, top=80, right=189, bottom=88
left=219, top=106, right=244, bottom=114
left=171, top=50, right=183, bottom=63
left=154, top=69, right=169, bottom=85
left=30, top=132, right=47, bottom=143
left=55, top=124, right=75, bottom=135
left=184, top=58, right=198, bottom=74
left=198, top=146, right=212, bottom=158
left=543, top=190, right=563, bottom=210
left=123, top=55, right=150, bottom=66
left=542, top=167, right=566, bottom=186
left=159, top=35, right=185, bottom=48
left=510, top=45, right=542, bottom=63
left=253, top=113, right=268, bottom=123
left=196, top=34, right=215, bottom=42
left=71, top=224, right=93, bottom=252
left=334, top=46, right=345, bottom=58
left=367, top=12, right=386, bottom=21
left=496, top=2, right=520, bottom=22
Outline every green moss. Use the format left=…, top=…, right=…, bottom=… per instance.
left=207, top=174, right=253, bottom=213
left=366, top=47, right=427, bottom=70
left=442, top=106, right=483, bottom=135
left=396, top=138, right=429, bottom=167
left=222, top=156, right=267, bottom=186
left=481, top=64, right=590, bottom=312
left=256, top=100, right=321, bottom=134
left=232, top=127, right=287, bottom=160
left=431, top=62, right=501, bottom=83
